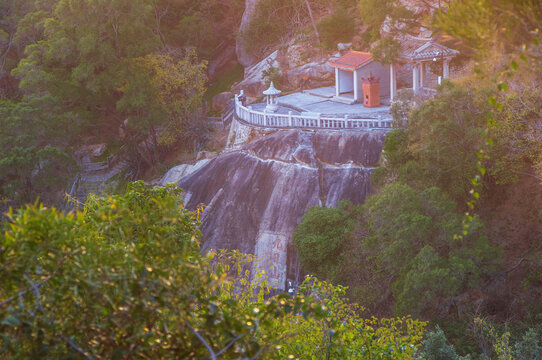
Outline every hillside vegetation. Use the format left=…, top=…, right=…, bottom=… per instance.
left=293, top=0, right=542, bottom=358
left=0, top=0, right=244, bottom=208
left=1, top=0, right=542, bottom=358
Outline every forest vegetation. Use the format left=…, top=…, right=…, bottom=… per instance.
left=1, top=0, right=542, bottom=358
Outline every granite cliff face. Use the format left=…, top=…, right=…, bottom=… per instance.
left=173, top=129, right=385, bottom=290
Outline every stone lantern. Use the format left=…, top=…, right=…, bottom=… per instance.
left=263, top=81, right=281, bottom=112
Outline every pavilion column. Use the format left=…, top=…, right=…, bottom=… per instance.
left=335, top=68, right=340, bottom=96
left=412, top=63, right=419, bottom=93
left=443, top=59, right=450, bottom=79
left=390, top=64, right=397, bottom=100
left=419, top=62, right=425, bottom=89
left=353, top=69, right=359, bottom=102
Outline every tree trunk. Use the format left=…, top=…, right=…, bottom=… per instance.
left=304, top=0, right=320, bottom=44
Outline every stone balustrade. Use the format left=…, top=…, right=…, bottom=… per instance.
left=234, top=95, right=394, bottom=130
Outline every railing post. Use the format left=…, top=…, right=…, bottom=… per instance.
left=288, top=111, right=293, bottom=127
left=248, top=105, right=253, bottom=124
left=264, top=110, right=268, bottom=127
left=378, top=115, right=382, bottom=128
left=344, top=114, right=349, bottom=128
left=317, top=113, right=321, bottom=128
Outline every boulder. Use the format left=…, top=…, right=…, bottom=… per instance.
left=158, top=159, right=212, bottom=186
left=77, top=144, right=107, bottom=162
left=285, top=60, right=334, bottom=89
left=232, top=50, right=280, bottom=97
left=173, top=129, right=386, bottom=289
left=212, top=92, right=233, bottom=112
left=196, top=151, right=219, bottom=161
left=337, top=42, right=352, bottom=52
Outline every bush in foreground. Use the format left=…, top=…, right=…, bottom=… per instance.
left=1, top=181, right=426, bottom=359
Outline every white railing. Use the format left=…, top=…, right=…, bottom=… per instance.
left=234, top=95, right=394, bottom=130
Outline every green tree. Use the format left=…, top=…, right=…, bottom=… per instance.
left=317, top=7, right=356, bottom=50
left=0, top=97, right=75, bottom=205
left=12, top=0, right=160, bottom=132
left=0, top=182, right=427, bottom=358
left=375, top=82, right=495, bottom=203
left=363, top=183, right=499, bottom=316
left=294, top=183, right=499, bottom=317
left=117, top=51, right=207, bottom=167
left=292, top=201, right=357, bottom=283
left=358, top=0, right=415, bottom=43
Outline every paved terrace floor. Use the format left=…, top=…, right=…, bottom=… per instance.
left=276, top=86, right=392, bottom=118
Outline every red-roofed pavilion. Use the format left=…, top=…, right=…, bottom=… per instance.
left=330, top=51, right=390, bottom=104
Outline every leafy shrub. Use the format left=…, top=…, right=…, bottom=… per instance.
left=274, top=277, right=427, bottom=359
left=514, top=329, right=542, bottom=360
left=262, top=66, right=283, bottom=88
left=423, top=326, right=471, bottom=360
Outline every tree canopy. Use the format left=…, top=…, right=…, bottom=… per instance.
left=0, top=182, right=428, bottom=359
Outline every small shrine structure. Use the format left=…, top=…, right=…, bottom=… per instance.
left=330, top=51, right=390, bottom=104
left=263, top=82, right=281, bottom=112
left=330, top=37, right=460, bottom=102
left=390, top=35, right=460, bottom=99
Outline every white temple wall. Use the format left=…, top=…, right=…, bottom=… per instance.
left=338, top=69, right=353, bottom=93
left=355, top=61, right=391, bottom=98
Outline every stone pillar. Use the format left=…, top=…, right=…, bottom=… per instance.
left=335, top=68, right=340, bottom=97
left=390, top=64, right=397, bottom=101
left=353, top=70, right=359, bottom=102
left=443, top=59, right=450, bottom=79
left=412, top=64, right=419, bottom=93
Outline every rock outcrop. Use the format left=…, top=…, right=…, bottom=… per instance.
left=232, top=47, right=334, bottom=98
left=171, top=129, right=386, bottom=290
left=212, top=92, right=234, bottom=112
left=236, top=0, right=261, bottom=67
left=233, top=50, right=280, bottom=97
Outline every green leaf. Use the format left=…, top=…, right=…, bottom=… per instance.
left=1, top=316, right=21, bottom=327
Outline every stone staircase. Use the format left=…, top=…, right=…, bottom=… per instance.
left=66, top=153, right=129, bottom=208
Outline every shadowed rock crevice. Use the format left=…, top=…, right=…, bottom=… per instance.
left=175, top=129, right=386, bottom=289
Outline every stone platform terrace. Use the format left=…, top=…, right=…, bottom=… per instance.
left=277, top=86, right=391, bottom=118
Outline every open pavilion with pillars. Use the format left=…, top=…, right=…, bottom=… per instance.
left=389, top=36, right=460, bottom=100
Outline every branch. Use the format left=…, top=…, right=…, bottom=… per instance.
left=216, top=333, right=245, bottom=358
left=0, top=275, right=52, bottom=308
left=184, top=317, right=217, bottom=360
left=24, top=276, right=94, bottom=360
left=504, top=258, right=526, bottom=275
left=0, top=249, right=81, bottom=308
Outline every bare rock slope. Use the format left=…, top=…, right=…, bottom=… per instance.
left=174, top=129, right=385, bottom=289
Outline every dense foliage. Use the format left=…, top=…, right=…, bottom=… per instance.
left=379, top=82, right=495, bottom=203
left=0, top=0, right=247, bottom=207
left=0, top=182, right=428, bottom=358
left=293, top=184, right=499, bottom=318
left=293, top=201, right=357, bottom=282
